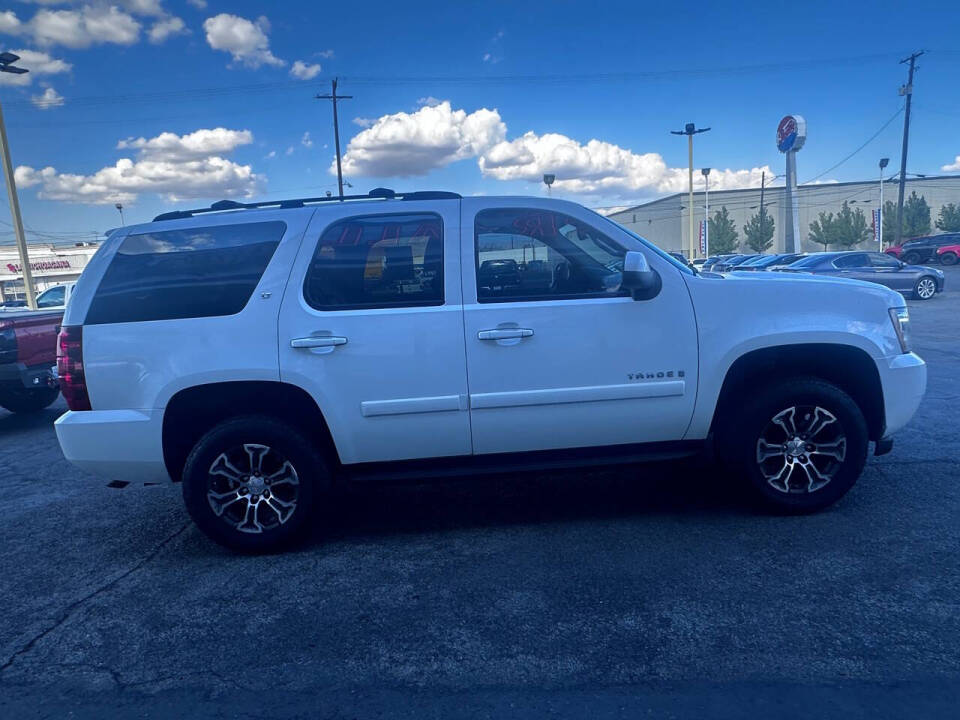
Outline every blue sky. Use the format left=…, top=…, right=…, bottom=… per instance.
left=1, top=0, right=959, bottom=242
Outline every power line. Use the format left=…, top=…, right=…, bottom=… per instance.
left=800, top=107, right=903, bottom=185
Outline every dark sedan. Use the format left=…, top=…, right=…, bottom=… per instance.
left=734, top=253, right=805, bottom=271
left=776, top=251, right=945, bottom=300
left=712, top=254, right=762, bottom=272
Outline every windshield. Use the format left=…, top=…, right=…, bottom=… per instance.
left=592, top=211, right=695, bottom=276
left=786, top=254, right=830, bottom=268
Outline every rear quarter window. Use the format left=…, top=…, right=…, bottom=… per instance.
left=85, top=221, right=286, bottom=325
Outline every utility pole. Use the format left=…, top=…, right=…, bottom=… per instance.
left=0, top=52, right=37, bottom=309
left=316, top=78, right=353, bottom=200
left=894, top=51, right=924, bottom=245
left=879, top=157, right=889, bottom=250
left=671, top=123, right=710, bottom=260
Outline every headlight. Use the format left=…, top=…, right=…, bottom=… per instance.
left=889, top=306, right=911, bottom=354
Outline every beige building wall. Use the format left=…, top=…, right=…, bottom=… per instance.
left=608, top=176, right=960, bottom=258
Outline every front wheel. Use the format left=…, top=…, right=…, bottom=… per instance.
left=901, top=251, right=922, bottom=265
left=725, top=378, right=869, bottom=513
left=0, top=384, right=60, bottom=413
left=938, top=251, right=958, bottom=266
left=914, top=276, right=937, bottom=300
left=182, top=416, right=327, bottom=552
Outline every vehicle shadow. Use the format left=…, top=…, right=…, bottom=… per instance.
left=308, top=458, right=754, bottom=546
left=0, top=407, right=64, bottom=436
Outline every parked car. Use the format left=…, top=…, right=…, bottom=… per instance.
left=691, top=257, right=708, bottom=269
left=668, top=251, right=694, bottom=269
left=35, top=282, right=76, bottom=310
left=885, top=233, right=960, bottom=265
left=55, top=190, right=926, bottom=551
left=936, top=244, right=960, bottom=266
left=713, top=254, right=762, bottom=272
left=735, top=253, right=805, bottom=271
left=777, top=251, right=944, bottom=299
left=702, top=254, right=738, bottom=271
left=0, top=310, right=62, bottom=413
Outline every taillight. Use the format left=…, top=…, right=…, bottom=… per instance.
left=57, top=325, right=91, bottom=411
left=0, top=319, right=15, bottom=364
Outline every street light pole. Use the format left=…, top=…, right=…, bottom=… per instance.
left=671, top=123, right=711, bottom=260
left=879, top=157, right=889, bottom=250
left=0, top=52, right=37, bottom=310
left=115, top=203, right=124, bottom=226
left=702, top=167, right=711, bottom=258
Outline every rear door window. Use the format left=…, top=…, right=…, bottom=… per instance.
left=85, top=221, right=286, bottom=325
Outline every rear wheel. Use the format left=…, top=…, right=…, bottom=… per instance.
left=724, top=378, right=868, bottom=513
left=914, top=276, right=937, bottom=300
left=939, top=251, right=958, bottom=266
left=901, top=251, right=922, bottom=265
left=0, top=384, right=60, bottom=413
left=182, top=416, right=327, bottom=552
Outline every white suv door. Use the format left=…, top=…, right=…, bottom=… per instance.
left=279, top=199, right=471, bottom=464
left=460, top=198, right=699, bottom=455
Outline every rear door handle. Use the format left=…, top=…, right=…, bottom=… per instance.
left=478, top=328, right=534, bottom=341
left=291, top=336, right=347, bottom=349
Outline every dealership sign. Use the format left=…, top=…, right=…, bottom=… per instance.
left=776, top=115, right=807, bottom=153
left=1, top=255, right=85, bottom=276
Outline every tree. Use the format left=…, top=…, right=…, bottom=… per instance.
left=707, top=206, right=739, bottom=254
left=883, top=191, right=931, bottom=241
left=830, top=201, right=870, bottom=249
left=809, top=212, right=835, bottom=251
left=936, top=202, right=960, bottom=232
left=743, top=206, right=775, bottom=253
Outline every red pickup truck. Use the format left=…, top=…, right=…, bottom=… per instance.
left=0, top=310, right=62, bottom=413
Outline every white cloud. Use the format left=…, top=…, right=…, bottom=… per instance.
left=15, top=127, right=260, bottom=204
left=285, top=146, right=294, bottom=156
left=942, top=156, right=960, bottom=172
left=301, top=131, right=313, bottom=148
left=0, top=6, right=142, bottom=48
left=148, top=16, right=187, bottom=44
left=117, top=127, right=253, bottom=161
left=316, top=48, right=334, bottom=59
left=116, top=0, right=165, bottom=16
left=264, top=150, right=276, bottom=159
left=31, top=85, right=64, bottom=109
left=352, top=116, right=374, bottom=128
left=339, top=101, right=771, bottom=196
left=0, top=48, right=71, bottom=86
left=290, top=59, right=321, bottom=80
left=339, top=101, right=506, bottom=177
left=203, top=13, right=284, bottom=68
left=187, top=0, right=207, bottom=8
left=417, top=96, right=442, bottom=107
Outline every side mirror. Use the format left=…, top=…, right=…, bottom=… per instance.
left=620, top=250, right=662, bottom=301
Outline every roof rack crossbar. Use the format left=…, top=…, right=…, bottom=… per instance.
left=152, top=190, right=461, bottom=222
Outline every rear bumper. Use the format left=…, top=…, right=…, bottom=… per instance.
left=876, top=352, right=926, bottom=439
left=55, top=409, right=168, bottom=483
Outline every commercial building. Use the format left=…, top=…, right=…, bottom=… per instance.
left=0, top=243, right=100, bottom=303
left=606, top=175, right=960, bottom=257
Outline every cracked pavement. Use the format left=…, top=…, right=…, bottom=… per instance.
left=1, top=268, right=958, bottom=718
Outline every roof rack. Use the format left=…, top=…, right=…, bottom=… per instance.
left=152, top=188, right=461, bottom=222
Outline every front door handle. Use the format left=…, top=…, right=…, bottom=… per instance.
left=478, top=328, right=534, bottom=341
left=291, top=336, right=347, bottom=349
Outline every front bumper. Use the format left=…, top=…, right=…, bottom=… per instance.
left=55, top=409, right=168, bottom=483
left=876, top=352, right=926, bottom=439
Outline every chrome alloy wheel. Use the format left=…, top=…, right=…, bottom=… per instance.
left=206, top=444, right=300, bottom=534
left=756, top=406, right=847, bottom=494
left=917, top=277, right=936, bottom=299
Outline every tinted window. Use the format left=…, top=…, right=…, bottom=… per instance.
left=833, top=253, right=869, bottom=268
left=36, top=285, right=65, bottom=308
left=869, top=253, right=901, bottom=268
left=785, top=254, right=829, bottom=268
left=475, top=208, right=626, bottom=302
left=304, top=213, right=443, bottom=310
left=86, top=221, right=285, bottom=325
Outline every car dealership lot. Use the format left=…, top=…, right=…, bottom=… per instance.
left=1, top=268, right=959, bottom=718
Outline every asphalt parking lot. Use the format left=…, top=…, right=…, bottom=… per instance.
left=1, top=268, right=959, bottom=718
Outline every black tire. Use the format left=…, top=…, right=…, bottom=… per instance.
left=901, top=251, right=921, bottom=265
left=913, top=276, right=938, bottom=300
left=722, top=377, right=868, bottom=514
left=0, top=384, right=60, bottom=413
left=939, top=251, right=958, bottom=266
left=182, top=415, right=328, bottom=552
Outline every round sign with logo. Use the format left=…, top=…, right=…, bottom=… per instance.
left=776, top=115, right=806, bottom=153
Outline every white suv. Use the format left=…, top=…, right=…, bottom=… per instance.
left=55, top=190, right=926, bottom=551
